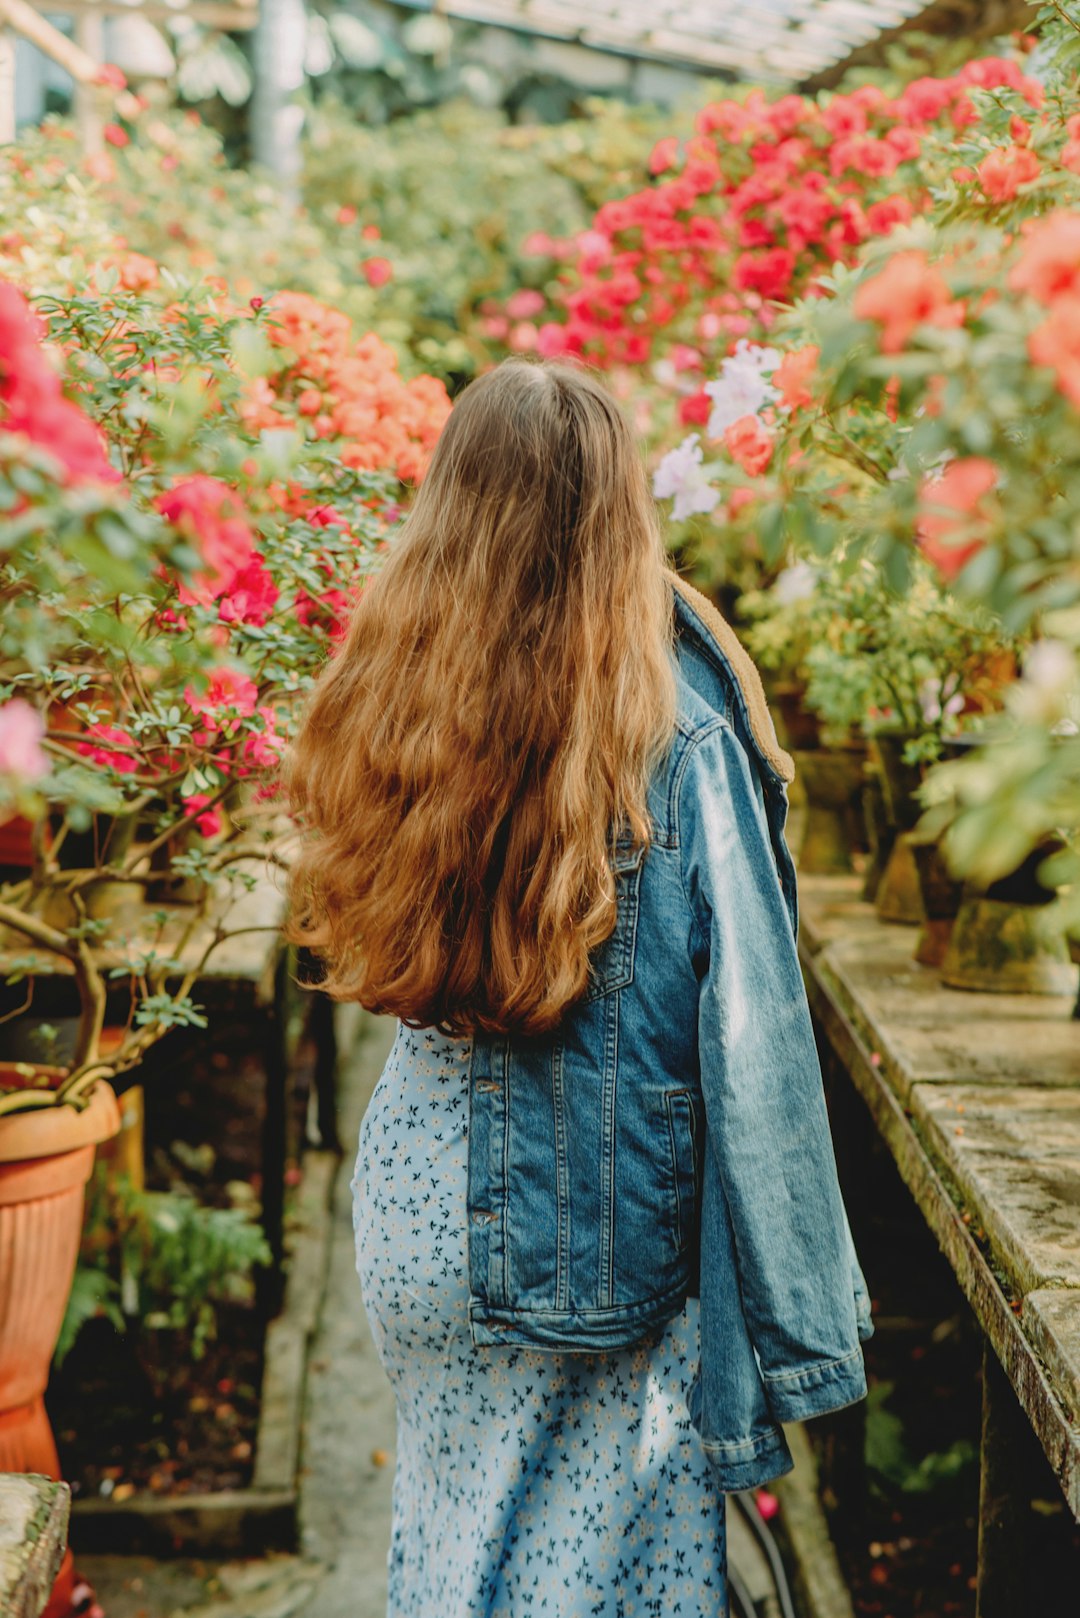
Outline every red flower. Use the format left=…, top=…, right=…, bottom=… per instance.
left=724, top=415, right=774, bottom=476
left=650, top=137, right=680, bottom=177
left=156, top=475, right=256, bottom=601
left=103, top=123, right=129, bottom=149
left=0, top=280, right=117, bottom=484
left=182, top=793, right=222, bottom=838
left=917, top=458, right=998, bottom=579
left=853, top=251, right=964, bottom=354
left=733, top=249, right=796, bottom=301
left=77, top=723, right=140, bottom=774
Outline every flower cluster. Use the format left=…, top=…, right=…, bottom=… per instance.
left=523, top=58, right=1041, bottom=385
left=242, top=292, right=451, bottom=482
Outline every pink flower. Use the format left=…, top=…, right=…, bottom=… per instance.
left=185, top=667, right=259, bottom=720
left=76, top=722, right=139, bottom=774
left=242, top=706, right=286, bottom=771
left=363, top=257, right=393, bottom=288
left=182, top=793, right=222, bottom=838
left=217, top=555, right=279, bottom=626
left=505, top=289, right=546, bottom=320
left=0, top=699, right=48, bottom=782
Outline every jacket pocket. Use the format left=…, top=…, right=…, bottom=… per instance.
left=665, top=1089, right=700, bottom=1254
left=583, top=841, right=645, bottom=1002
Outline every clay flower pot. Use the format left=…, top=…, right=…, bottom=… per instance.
left=869, top=733, right=925, bottom=927
left=0, top=1081, right=121, bottom=1611
left=910, top=836, right=964, bottom=968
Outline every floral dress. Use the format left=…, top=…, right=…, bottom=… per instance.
left=352, top=1024, right=727, bottom=1618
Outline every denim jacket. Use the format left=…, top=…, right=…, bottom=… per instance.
left=466, top=574, right=872, bottom=1492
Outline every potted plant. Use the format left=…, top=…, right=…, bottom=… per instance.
left=0, top=265, right=448, bottom=1606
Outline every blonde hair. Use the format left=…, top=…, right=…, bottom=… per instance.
left=286, top=358, right=677, bottom=1035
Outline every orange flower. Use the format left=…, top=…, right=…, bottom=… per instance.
left=853, top=251, right=965, bottom=354
left=917, top=458, right=998, bottom=580
left=723, top=415, right=774, bottom=476
left=113, top=252, right=159, bottom=292
left=773, top=345, right=819, bottom=411
left=1010, top=211, right=1080, bottom=303
left=1029, top=295, right=1080, bottom=408
left=976, top=145, right=1041, bottom=203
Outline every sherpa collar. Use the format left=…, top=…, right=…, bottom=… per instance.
left=670, top=573, right=795, bottom=787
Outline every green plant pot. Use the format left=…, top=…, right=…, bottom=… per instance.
left=870, top=731, right=924, bottom=833
left=792, top=748, right=866, bottom=876
left=861, top=765, right=894, bottom=905
left=940, top=893, right=1077, bottom=996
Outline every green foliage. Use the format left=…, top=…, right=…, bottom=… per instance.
left=59, top=1168, right=272, bottom=1368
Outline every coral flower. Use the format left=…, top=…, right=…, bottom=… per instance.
left=853, top=252, right=964, bottom=354
left=917, top=458, right=998, bottom=579
left=976, top=145, right=1041, bottom=203
left=1029, top=296, right=1080, bottom=408
left=773, top=346, right=819, bottom=412
left=1009, top=212, right=1080, bottom=303
left=724, top=415, right=774, bottom=477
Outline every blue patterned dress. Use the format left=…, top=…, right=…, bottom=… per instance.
left=352, top=1023, right=727, bottom=1618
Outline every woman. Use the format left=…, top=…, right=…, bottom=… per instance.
left=288, top=358, right=872, bottom=1618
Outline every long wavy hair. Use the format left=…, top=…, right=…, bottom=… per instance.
left=286, top=358, right=677, bottom=1035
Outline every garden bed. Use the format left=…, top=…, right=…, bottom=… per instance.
left=44, top=1006, right=337, bottom=1555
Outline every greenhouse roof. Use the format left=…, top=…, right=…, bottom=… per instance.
left=400, top=0, right=938, bottom=82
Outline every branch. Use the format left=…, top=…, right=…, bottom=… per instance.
left=0, top=902, right=74, bottom=956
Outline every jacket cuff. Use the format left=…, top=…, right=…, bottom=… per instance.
left=699, top=1425, right=795, bottom=1494
left=762, top=1346, right=868, bottom=1425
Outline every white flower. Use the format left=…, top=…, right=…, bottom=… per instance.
left=703, top=342, right=781, bottom=438
left=653, top=436, right=719, bottom=522
left=1011, top=640, right=1079, bottom=726
left=771, top=561, right=817, bottom=606
left=919, top=674, right=964, bottom=726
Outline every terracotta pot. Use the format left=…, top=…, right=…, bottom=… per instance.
left=875, top=833, right=925, bottom=927
left=792, top=747, right=866, bottom=875
left=0, top=814, right=36, bottom=869
left=35, top=877, right=147, bottom=937
left=771, top=683, right=822, bottom=753
left=910, top=838, right=964, bottom=968
left=0, top=1083, right=121, bottom=1474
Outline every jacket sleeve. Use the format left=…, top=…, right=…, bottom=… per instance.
left=679, top=720, right=871, bottom=1438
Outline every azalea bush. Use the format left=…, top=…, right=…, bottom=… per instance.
left=0, top=266, right=449, bottom=1116
left=0, top=96, right=671, bottom=385
left=649, top=8, right=1080, bottom=915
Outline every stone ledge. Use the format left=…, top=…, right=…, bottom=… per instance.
left=0, top=1474, right=70, bottom=1618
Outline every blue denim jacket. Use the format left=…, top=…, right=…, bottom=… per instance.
left=466, top=575, right=872, bottom=1492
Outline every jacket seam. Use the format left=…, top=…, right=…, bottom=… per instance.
left=762, top=1345, right=865, bottom=1382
